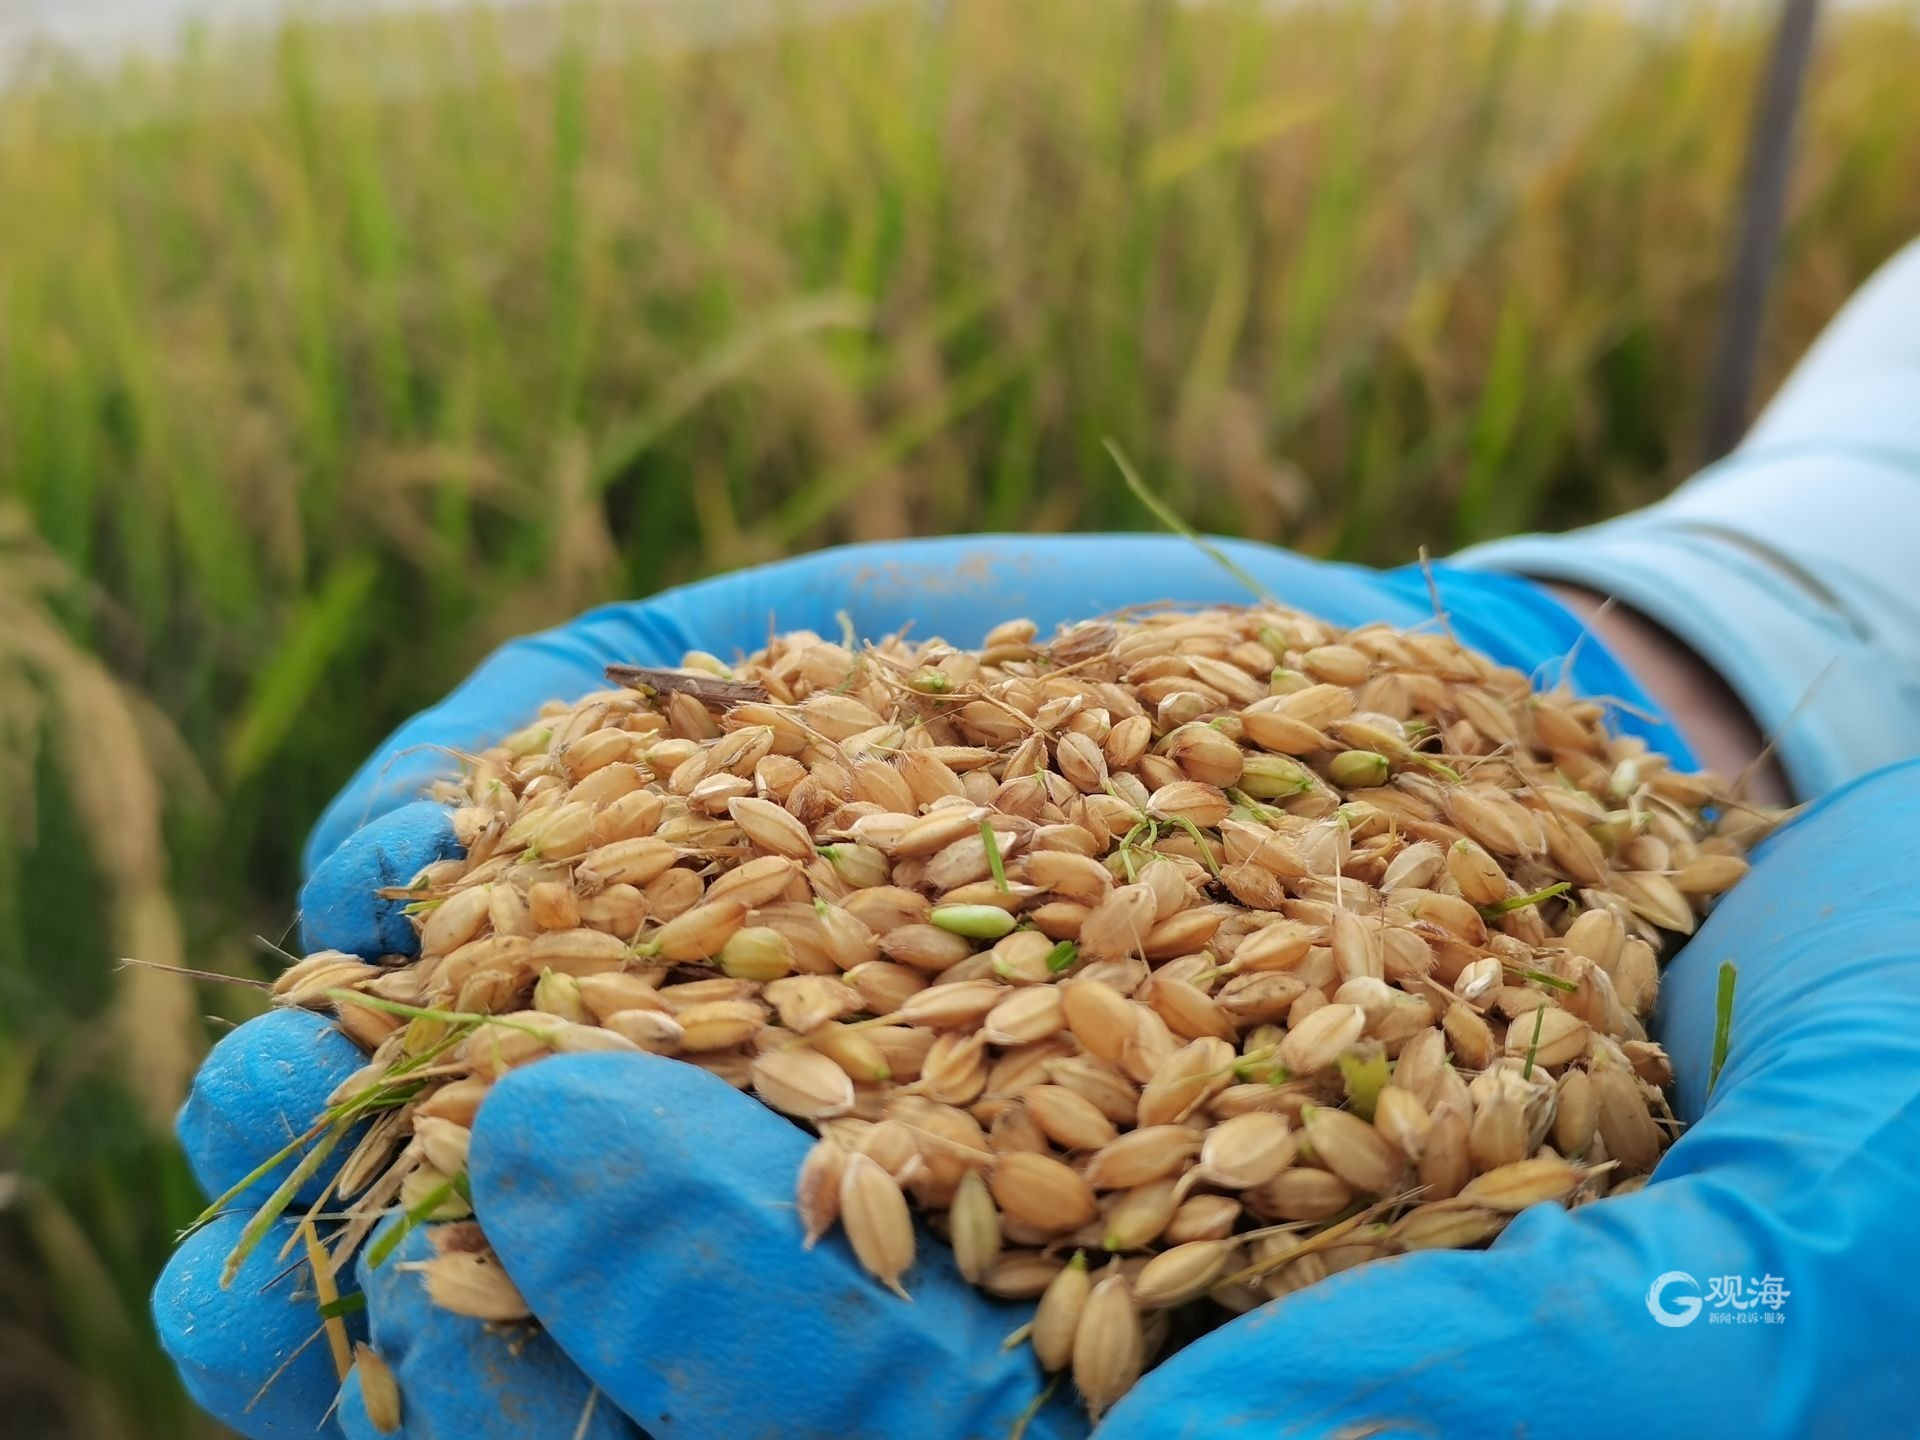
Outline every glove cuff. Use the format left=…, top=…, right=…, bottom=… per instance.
left=1455, top=453, right=1920, bottom=802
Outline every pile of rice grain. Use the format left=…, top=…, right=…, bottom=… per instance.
left=265, top=604, right=1774, bottom=1420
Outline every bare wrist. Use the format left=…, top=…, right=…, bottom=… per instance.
left=1543, top=582, right=1792, bottom=806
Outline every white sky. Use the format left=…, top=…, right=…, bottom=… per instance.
left=1, top=0, right=1907, bottom=71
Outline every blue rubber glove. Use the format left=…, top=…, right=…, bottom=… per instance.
left=472, top=760, right=1920, bottom=1440
left=157, top=1003, right=1090, bottom=1439
left=285, top=770, right=1920, bottom=1440
left=164, top=536, right=1697, bottom=1439
left=154, top=1008, right=641, bottom=1440
left=1101, top=759, right=1920, bottom=1440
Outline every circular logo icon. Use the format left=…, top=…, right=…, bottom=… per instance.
left=1646, top=1271, right=1703, bottom=1328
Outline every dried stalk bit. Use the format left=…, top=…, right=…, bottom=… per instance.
left=605, top=664, right=769, bottom=706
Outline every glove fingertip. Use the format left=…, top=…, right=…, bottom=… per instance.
left=471, top=1056, right=1067, bottom=1440
left=179, top=1008, right=368, bottom=1206
left=153, top=1213, right=348, bottom=1439
left=300, top=801, right=461, bottom=959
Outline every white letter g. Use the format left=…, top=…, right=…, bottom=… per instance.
left=1646, top=1271, right=1703, bottom=1328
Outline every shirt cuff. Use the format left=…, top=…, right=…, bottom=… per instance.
left=1457, top=446, right=1920, bottom=801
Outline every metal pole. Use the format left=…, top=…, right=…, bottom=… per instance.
left=1701, top=0, right=1823, bottom=464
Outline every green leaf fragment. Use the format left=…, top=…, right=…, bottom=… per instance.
left=1506, top=965, right=1577, bottom=993
left=1411, top=755, right=1463, bottom=782
left=1479, top=882, right=1571, bottom=919
left=1521, top=1003, right=1548, bottom=1080
left=1163, top=814, right=1222, bottom=876
left=218, top=1120, right=354, bottom=1287
left=1105, top=439, right=1277, bottom=604
left=1708, top=962, right=1737, bottom=1095
left=980, top=819, right=1010, bottom=893
left=365, top=1179, right=459, bottom=1271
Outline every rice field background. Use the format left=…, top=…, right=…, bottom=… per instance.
left=2, top=0, right=1917, bottom=1432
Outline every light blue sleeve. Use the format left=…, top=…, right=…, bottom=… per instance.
left=1459, top=237, right=1920, bottom=801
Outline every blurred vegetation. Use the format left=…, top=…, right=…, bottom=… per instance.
left=0, top=0, right=1917, bottom=1432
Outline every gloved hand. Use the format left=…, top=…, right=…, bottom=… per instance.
left=463, top=757, right=1920, bottom=1440
left=155, top=1007, right=1079, bottom=1439
left=1098, top=757, right=1920, bottom=1439
left=163, top=761, right=1920, bottom=1440
left=157, top=535, right=1748, bottom=1439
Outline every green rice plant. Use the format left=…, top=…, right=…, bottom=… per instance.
left=0, top=506, right=219, bottom=1436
